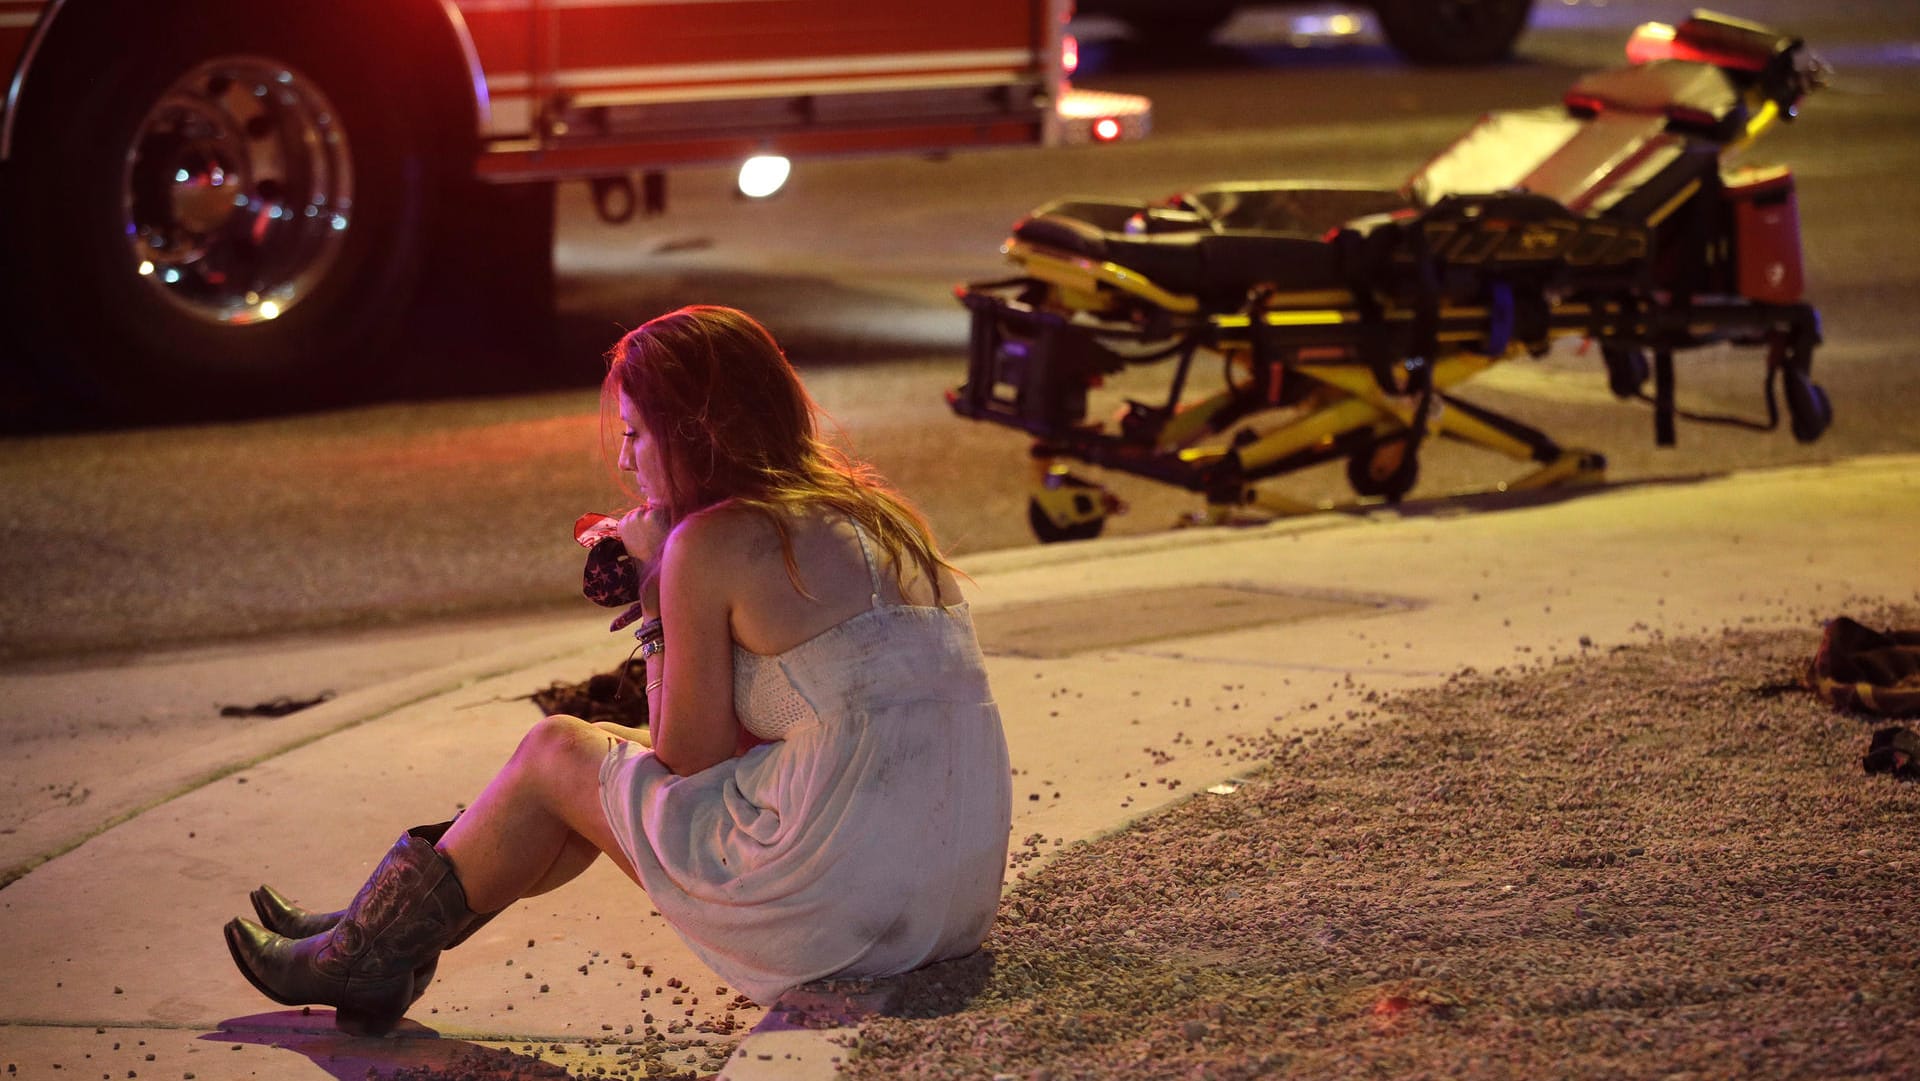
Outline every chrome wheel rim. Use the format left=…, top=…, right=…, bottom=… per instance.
left=122, top=57, right=354, bottom=326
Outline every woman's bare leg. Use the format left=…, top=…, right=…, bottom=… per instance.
left=438, top=714, right=642, bottom=912
left=522, top=830, right=604, bottom=898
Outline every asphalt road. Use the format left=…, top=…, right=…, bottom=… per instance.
left=2, top=0, right=1917, bottom=666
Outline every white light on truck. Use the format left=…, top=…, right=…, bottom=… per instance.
left=737, top=155, right=791, bottom=198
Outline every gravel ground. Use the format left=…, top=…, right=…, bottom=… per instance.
left=841, top=611, right=1920, bottom=1080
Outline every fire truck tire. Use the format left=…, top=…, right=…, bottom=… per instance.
left=1371, top=0, right=1533, bottom=66
left=4, top=0, right=447, bottom=420
left=400, top=178, right=559, bottom=395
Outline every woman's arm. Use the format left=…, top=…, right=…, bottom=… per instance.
left=594, top=720, right=652, bottom=747
left=646, top=510, right=747, bottom=776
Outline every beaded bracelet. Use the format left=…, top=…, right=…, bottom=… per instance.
left=635, top=616, right=664, bottom=660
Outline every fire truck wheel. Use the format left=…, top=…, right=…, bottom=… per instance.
left=1372, top=0, right=1533, bottom=66
left=5, top=2, right=444, bottom=420
left=398, top=178, right=559, bottom=396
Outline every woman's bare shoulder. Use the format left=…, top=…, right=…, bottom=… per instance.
left=666, top=502, right=787, bottom=571
left=671, top=500, right=767, bottom=541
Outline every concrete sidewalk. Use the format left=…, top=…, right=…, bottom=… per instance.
left=1, top=455, right=1915, bottom=1081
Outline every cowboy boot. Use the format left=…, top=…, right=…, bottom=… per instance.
left=224, top=829, right=488, bottom=1036
left=247, top=882, right=351, bottom=939
left=247, top=821, right=480, bottom=1007
left=251, top=880, right=452, bottom=1006
left=248, top=820, right=456, bottom=938
left=247, top=895, right=497, bottom=1007
left=251, top=885, right=498, bottom=947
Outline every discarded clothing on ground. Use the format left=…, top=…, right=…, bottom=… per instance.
left=1863, top=726, right=1920, bottom=781
left=528, top=658, right=649, bottom=729
left=1807, top=616, right=1920, bottom=717
left=219, top=691, right=335, bottom=718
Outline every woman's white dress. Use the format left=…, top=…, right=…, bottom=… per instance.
left=598, top=526, right=1012, bottom=1004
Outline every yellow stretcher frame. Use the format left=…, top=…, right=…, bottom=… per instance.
left=995, top=249, right=1622, bottom=509
left=956, top=251, right=1819, bottom=539
left=954, top=15, right=1832, bottom=541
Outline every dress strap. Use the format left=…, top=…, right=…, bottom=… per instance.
left=850, top=519, right=884, bottom=608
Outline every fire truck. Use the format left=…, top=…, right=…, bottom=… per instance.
left=0, top=0, right=1147, bottom=417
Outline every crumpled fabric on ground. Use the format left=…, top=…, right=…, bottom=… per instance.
left=1807, top=616, right=1920, bottom=717
left=529, top=658, right=649, bottom=729
left=1863, top=726, right=1920, bottom=780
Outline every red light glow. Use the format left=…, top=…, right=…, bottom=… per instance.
left=1093, top=116, right=1121, bottom=142
left=1372, top=995, right=1413, bottom=1017
left=1624, top=21, right=1678, bottom=65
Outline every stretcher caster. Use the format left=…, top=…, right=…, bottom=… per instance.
left=1603, top=345, right=1650, bottom=398
left=1346, top=434, right=1420, bottom=502
left=1028, top=467, right=1120, bottom=543
left=1785, top=371, right=1832, bottom=443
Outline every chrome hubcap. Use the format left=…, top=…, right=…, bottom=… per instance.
left=122, top=57, right=354, bottom=326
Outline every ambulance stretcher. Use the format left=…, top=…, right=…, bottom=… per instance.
left=949, top=11, right=1833, bottom=541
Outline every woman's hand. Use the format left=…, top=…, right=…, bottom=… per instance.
left=620, top=503, right=673, bottom=613
left=619, top=502, right=671, bottom=562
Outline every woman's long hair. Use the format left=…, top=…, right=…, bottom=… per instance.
left=603, top=305, right=950, bottom=596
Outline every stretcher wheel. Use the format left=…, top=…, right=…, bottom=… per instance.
left=1603, top=345, right=1649, bottom=398
left=1346, top=435, right=1420, bottom=502
left=1785, top=374, right=1832, bottom=444
left=1028, top=497, right=1106, bottom=544
left=1028, top=466, right=1114, bottom=543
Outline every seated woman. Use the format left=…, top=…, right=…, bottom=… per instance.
left=223, top=305, right=1013, bottom=1035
